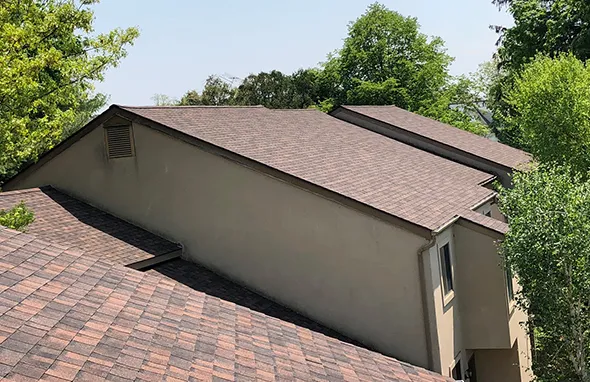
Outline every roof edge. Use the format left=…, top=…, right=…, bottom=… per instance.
left=2, top=106, right=122, bottom=190
left=4, top=104, right=433, bottom=240
left=113, top=107, right=434, bottom=240
left=331, top=106, right=518, bottom=173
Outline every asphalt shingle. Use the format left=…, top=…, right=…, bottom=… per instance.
left=0, top=227, right=453, bottom=381
left=0, top=187, right=180, bottom=267
left=339, top=105, right=531, bottom=170
left=120, top=105, right=497, bottom=231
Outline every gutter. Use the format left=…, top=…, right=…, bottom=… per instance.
left=417, top=234, right=439, bottom=372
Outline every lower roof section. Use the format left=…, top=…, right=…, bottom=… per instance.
left=0, top=186, right=181, bottom=268
left=0, top=227, right=452, bottom=381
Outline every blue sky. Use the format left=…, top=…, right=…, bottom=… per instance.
left=92, top=1, right=513, bottom=106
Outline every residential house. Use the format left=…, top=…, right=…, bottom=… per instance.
left=0, top=225, right=452, bottom=381
left=2, top=104, right=532, bottom=381
left=330, top=105, right=530, bottom=187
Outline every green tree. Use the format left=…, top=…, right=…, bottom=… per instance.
left=233, top=69, right=321, bottom=109
left=323, top=3, right=487, bottom=134
left=200, top=75, right=235, bottom=106
left=493, top=0, right=590, bottom=70
left=489, top=0, right=590, bottom=148
left=179, top=90, right=202, bottom=106
left=336, top=3, right=452, bottom=111
left=179, top=75, right=235, bottom=106
left=0, top=0, right=138, bottom=183
left=0, top=202, right=35, bottom=231
left=235, top=71, right=293, bottom=108
left=151, top=94, right=178, bottom=106
left=418, top=76, right=491, bottom=136
left=499, top=165, right=590, bottom=381
left=504, top=54, right=590, bottom=173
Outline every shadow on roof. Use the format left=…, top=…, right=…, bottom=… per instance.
left=148, top=258, right=369, bottom=349
left=38, top=186, right=179, bottom=256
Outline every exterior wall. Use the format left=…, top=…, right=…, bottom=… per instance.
left=8, top=122, right=433, bottom=367
left=332, top=110, right=513, bottom=187
left=425, top=227, right=466, bottom=377
left=454, top=224, right=532, bottom=382
left=425, top=223, right=532, bottom=382
left=475, top=345, right=522, bottom=382
left=454, top=224, right=512, bottom=349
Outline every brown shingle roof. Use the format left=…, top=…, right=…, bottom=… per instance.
left=120, top=105, right=497, bottom=231
left=0, top=227, right=452, bottom=381
left=147, top=259, right=364, bottom=346
left=0, top=187, right=180, bottom=268
left=339, top=105, right=531, bottom=170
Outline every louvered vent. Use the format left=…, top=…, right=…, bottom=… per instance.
left=105, top=125, right=135, bottom=159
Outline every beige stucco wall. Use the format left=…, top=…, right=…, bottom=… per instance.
left=475, top=345, right=522, bottom=382
left=454, top=224, right=532, bottom=382
left=454, top=224, right=512, bottom=349
left=9, top=122, right=433, bottom=367
left=424, top=223, right=532, bottom=382
left=425, top=227, right=465, bottom=377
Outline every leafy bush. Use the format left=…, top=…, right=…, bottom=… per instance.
left=0, top=202, right=35, bottom=231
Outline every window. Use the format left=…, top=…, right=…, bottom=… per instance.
left=451, top=359, right=463, bottom=380
left=506, top=268, right=514, bottom=301
left=440, top=243, right=454, bottom=296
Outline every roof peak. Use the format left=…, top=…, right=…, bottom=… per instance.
left=117, top=104, right=266, bottom=109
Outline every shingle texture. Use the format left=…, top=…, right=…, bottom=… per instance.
left=121, top=106, right=497, bottom=231
left=147, top=259, right=363, bottom=347
left=0, top=227, right=452, bottom=381
left=340, top=105, right=531, bottom=170
left=0, top=187, right=180, bottom=267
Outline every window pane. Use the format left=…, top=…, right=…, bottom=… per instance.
left=440, top=243, right=454, bottom=295
left=452, top=360, right=462, bottom=380
left=506, top=268, right=514, bottom=301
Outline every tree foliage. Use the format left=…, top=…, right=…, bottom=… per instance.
left=179, top=75, right=235, bottom=106
left=499, top=165, right=590, bottom=382
left=489, top=0, right=590, bottom=148
left=493, top=0, right=590, bottom=70
left=335, top=3, right=452, bottom=111
left=172, top=3, right=489, bottom=135
left=234, top=69, right=322, bottom=109
left=0, top=0, right=138, bottom=183
left=504, top=54, right=590, bottom=172
left=0, top=202, right=35, bottom=231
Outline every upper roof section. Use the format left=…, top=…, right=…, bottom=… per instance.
left=118, top=105, right=497, bottom=233
left=333, top=105, right=531, bottom=171
left=0, top=186, right=180, bottom=268
left=0, top=227, right=452, bottom=381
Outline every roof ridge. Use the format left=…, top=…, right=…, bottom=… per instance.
left=117, top=105, right=266, bottom=109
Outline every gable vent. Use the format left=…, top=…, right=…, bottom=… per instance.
left=105, top=125, right=135, bottom=159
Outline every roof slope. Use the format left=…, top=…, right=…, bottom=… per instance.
left=0, top=227, right=452, bottom=381
left=339, top=105, right=530, bottom=170
left=0, top=187, right=180, bottom=267
left=120, top=106, right=496, bottom=231
left=148, top=259, right=362, bottom=346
